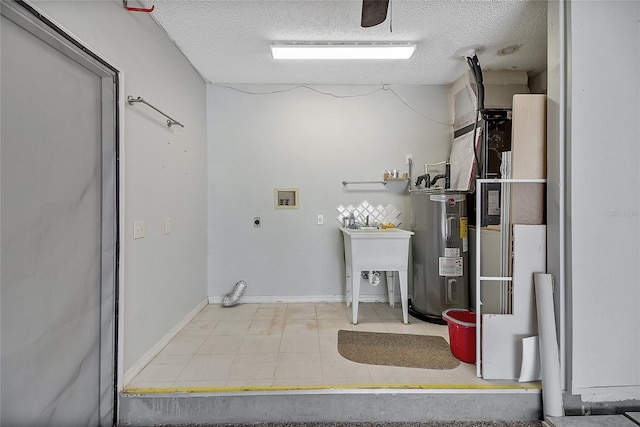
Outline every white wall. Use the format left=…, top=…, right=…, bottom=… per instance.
left=207, top=84, right=451, bottom=301
left=567, top=0, right=640, bottom=401
left=33, top=0, right=208, bottom=375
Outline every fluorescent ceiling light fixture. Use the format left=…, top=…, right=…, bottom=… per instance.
left=271, top=43, right=416, bottom=60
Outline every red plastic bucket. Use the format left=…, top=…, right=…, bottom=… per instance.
left=442, top=308, right=476, bottom=363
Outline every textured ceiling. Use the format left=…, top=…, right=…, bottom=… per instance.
left=137, top=0, right=547, bottom=85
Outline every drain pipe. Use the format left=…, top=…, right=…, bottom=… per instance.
left=361, top=271, right=382, bottom=286
left=369, top=271, right=381, bottom=286
left=535, top=273, right=564, bottom=417
left=408, top=157, right=413, bottom=191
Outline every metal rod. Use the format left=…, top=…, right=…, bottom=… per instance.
left=127, top=96, right=184, bottom=128
left=475, top=180, right=482, bottom=378
left=342, top=180, right=387, bottom=186
left=476, top=178, right=547, bottom=184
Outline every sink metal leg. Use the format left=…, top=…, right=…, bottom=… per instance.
left=386, top=271, right=395, bottom=308
left=399, top=269, right=409, bottom=324
left=351, top=269, right=361, bottom=324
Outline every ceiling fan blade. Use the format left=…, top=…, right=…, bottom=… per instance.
left=361, top=0, right=389, bottom=28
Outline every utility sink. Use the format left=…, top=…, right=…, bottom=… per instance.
left=340, top=227, right=414, bottom=324
left=341, top=227, right=411, bottom=234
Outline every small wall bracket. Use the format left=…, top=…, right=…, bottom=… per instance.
left=123, top=0, right=154, bottom=12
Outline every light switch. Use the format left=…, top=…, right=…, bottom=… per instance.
left=317, top=214, right=324, bottom=225
left=164, top=217, right=171, bottom=235
left=133, top=220, right=145, bottom=239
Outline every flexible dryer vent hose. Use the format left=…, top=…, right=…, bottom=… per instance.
left=222, top=280, right=247, bottom=307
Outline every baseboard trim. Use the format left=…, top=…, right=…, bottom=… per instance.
left=123, top=297, right=208, bottom=387
left=207, top=295, right=396, bottom=305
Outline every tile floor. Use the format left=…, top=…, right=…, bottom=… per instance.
left=126, top=302, right=517, bottom=390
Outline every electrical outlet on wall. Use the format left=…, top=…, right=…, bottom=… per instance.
left=133, top=220, right=145, bottom=239
left=164, top=217, right=171, bottom=235
left=406, top=153, right=413, bottom=164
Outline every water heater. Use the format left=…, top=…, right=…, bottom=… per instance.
left=409, top=190, right=469, bottom=324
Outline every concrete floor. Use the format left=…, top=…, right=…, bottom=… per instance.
left=157, top=423, right=544, bottom=427
left=547, top=413, right=640, bottom=426
left=130, top=414, right=640, bottom=426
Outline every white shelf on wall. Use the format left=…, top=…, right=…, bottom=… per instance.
left=475, top=178, right=547, bottom=379
left=342, top=173, right=409, bottom=187
left=475, top=94, right=548, bottom=380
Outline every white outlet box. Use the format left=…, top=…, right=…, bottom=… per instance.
left=164, top=217, right=171, bottom=235
left=406, top=153, right=413, bottom=164
left=317, top=214, right=324, bottom=225
left=133, top=220, right=145, bottom=239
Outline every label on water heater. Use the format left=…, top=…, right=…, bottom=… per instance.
left=460, top=217, right=469, bottom=253
left=488, top=190, right=500, bottom=216
left=439, top=257, right=463, bottom=277
left=460, top=217, right=468, bottom=238
left=445, top=247, right=460, bottom=257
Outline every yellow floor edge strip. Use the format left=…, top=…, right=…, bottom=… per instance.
left=123, top=383, right=542, bottom=395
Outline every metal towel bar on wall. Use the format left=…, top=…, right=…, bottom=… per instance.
left=342, top=180, right=387, bottom=186
left=127, top=96, right=184, bottom=128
